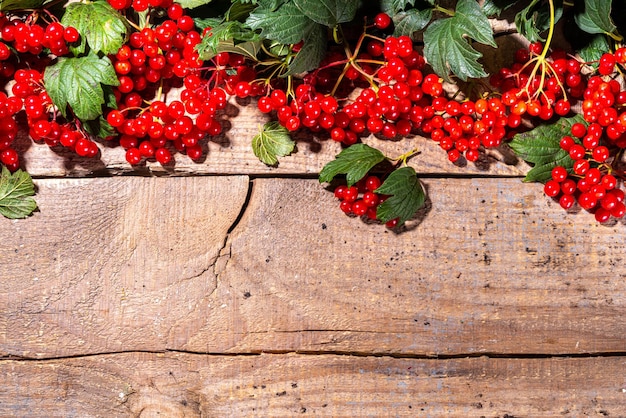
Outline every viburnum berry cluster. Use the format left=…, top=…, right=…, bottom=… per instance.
left=0, top=0, right=624, bottom=230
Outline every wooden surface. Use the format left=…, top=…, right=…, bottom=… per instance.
left=2, top=103, right=626, bottom=416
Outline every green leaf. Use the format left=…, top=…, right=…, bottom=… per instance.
left=515, top=0, right=563, bottom=43
left=0, top=167, right=37, bottom=219
left=61, top=0, right=129, bottom=56
left=575, top=0, right=617, bottom=35
left=177, top=0, right=213, bottom=8
left=375, top=166, right=425, bottom=225
left=0, top=0, right=44, bottom=11
left=285, top=23, right=327, bottom=75
left=578, top=34, right=609, bottom=68
left=509, top=115, right=585, bottom=183
left=246, top=1, right=317, bottom=44
left=319, top=144, right=386, bottom=187
left=84, top=116, right=116, bottom=139
left=292, top=0, right=359, bottom=26
left=252, top=121, right=295, bottom=166
left=393, top=8, right=433, bottom=37
left=227, top=0, right=257, bottom=20
left=423, top=0, right=497, bottom=82
left=381, top=0, right=415, bottom=14
left=196, top=21, right=261, bottom=60
left=481, top=0, right=520, bottom=17
left=44, top=54, right=119, bottom=122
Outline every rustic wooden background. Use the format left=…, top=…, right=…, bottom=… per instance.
left=2, top=18, right=626, bottom=414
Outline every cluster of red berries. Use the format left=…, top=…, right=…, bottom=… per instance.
left=105, top=0, right=269, bottom=166
left=332, top=174, right=400, bottom=228
left=0, top=12, right=101, bottom=171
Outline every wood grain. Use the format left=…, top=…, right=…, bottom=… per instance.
left=14, top=100, right=529, bottom=178
left=1, top=176, right=249, bottom=358
left=1, top=352, right=625, bottom=417
left=2, top=176, right=625, bottom=359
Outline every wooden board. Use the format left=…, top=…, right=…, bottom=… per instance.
left=2, top=177, right=625, bottom=360
left=2, top=353, right=625, bottom=417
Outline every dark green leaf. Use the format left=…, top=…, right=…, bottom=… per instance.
left=84, top=116, right=116, bottom=139
left=578, top=34, right=609, bottom=68
left=319, top=144, right=386, bottom=186
left=293, top=0, right=359, bottom=26
left=423, top=0, right=497, bottom=81
left=44, top=54, right=119, bottom=122
left=196, top=21, right=261, bottom=60
left=227, top=0, right=257, bottom=20
left=194, top=17, right=224, bottom=31
left=177, top=0, right=213, bottom=8
left=393, top=8, right=433, bottom=37
left=0, top=0, right=44, bottom=11
left=246, top=1, right=317, bottom=44
left=575, top=0, right=617, bottom=35
left=285, top=23, right=327, bottom=75
left=381, top=0, right=415, bottom=14
left=481, top=0, right=520, bottom=17
left=0, top=166, right=37, bottom=219
left=515, top=0, right=563, bottom=43
left=375, top=166, right=425, bottom=225
left=61, top=0, right=129, bottom=56
left=252, top=121, right=295, bottom=166
left=509, top=115, right=585, bottom=183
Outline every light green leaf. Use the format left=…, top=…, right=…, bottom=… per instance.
left=292, top=0, right=359, bottom=26
left=375, top=166, right=425, bottom=225
left=177, top=0, right=213, bottom=8
left=285, top=23, right=327, bottom=75
left=319, top=144, right=386, bottom=186
left=393, top=8, right=433, bottom=37
left=0, top=167, right=37, bottom=219
left=423, top=0, right=497, bottom=81
left=509, top=115, right=585, bottom=183
left=61, top=0, right=129, bottom=56
left=44, top=54, right=119, bottom=122
left=575, top=0, right=617, bottom=35
left=252, top=121, right=295, bottom=166
left=246, top=1, right=317, bottom=44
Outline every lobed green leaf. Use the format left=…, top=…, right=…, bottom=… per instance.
left=509, top=115, right=585, bottom=183
left=578, top=34, right=610, bottom=68
left=319, top=144, right=386, bottom=187
left=0, top=167, right=37, bottom=219
left=252, top=121, right=295, bottom=166
left=375, top=166, right=425, bottom=225
left=246, top=1, right=317, bottom=44
left=61, top=0, right=129, bottom=56
left=423, top=0, right=496, bottom=82
left=380, top=0, right=416, bottom=14
left=44, top=54, right=119, bottom=122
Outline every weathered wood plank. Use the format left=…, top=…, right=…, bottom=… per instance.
left=183, top=178, right=626, bottom=356
left=1, top=353, right=625, bottom=417
left=14, top=100, right=529, bottom=177
left=1, top=176, right=249, bottom=358
left=2, top=177, right=625, bottom=358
